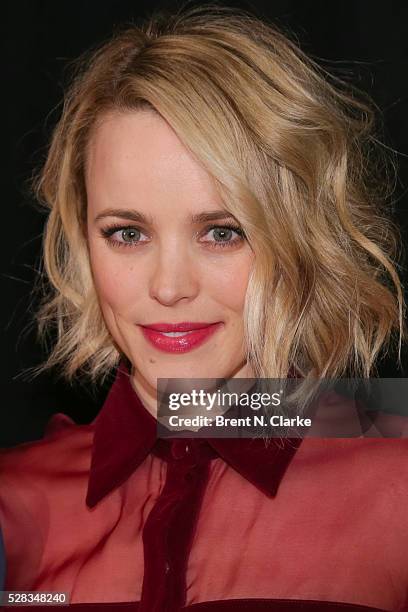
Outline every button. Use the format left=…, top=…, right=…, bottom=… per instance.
left=165, top=561, right=170, bottom=574
left=171, top=440, right=192, bottom=459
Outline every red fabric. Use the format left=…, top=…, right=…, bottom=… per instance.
left=0, top=360, right=408, bottom=612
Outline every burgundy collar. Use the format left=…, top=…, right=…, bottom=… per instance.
left=86, top=360, right=303, bottom=508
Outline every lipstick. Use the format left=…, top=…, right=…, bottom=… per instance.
left=139, top=322, right=223, bottom=353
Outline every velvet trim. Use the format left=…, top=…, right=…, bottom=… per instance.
left=86, top=360, right=303, bottom=508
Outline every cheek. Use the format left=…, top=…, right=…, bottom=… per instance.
left=89, top=247, right=144, bottom=315
left=206, top=257, right=252, bottom=312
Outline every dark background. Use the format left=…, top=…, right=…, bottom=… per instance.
left=2, top=0, right=408, bottom=446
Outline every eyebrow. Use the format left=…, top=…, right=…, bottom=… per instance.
left=94, top=208, right=238, bottom=224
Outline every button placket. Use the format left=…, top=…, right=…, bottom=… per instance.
left=139, top=446, right=212, bottom=612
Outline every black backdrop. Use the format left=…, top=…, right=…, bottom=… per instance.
left=3, top=0, right=408, bottom=446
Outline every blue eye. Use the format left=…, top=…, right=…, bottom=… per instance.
left=100, top=226, right=147, bottom=248
left=99, top=223, right=245, bottom=250
left=203, top=225, right=245, bottom=248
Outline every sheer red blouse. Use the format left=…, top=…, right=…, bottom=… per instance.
left=1, top=360, right=408, bottom=612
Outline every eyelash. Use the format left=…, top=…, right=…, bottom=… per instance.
left=99, top=223, right=246, bottom=251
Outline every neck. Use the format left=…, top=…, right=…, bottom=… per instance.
left=130, top=360, right=256, bottom=422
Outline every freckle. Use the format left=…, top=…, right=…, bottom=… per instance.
left=149, top=358, right=156, bottom=364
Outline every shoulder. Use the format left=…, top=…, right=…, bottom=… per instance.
left=0, top=414, right=94, bottom=479
left=296, top=436, right=408, bottom=497
left=299, top=436, right=408, bottom=464
left=0, top=416, right=95, bottom=589
left=0, top=414, right=95, bottom=512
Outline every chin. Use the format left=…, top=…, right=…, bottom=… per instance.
left=150, top=362, right=223, bottom=381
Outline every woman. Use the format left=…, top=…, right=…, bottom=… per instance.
left=0, top=4, right=407, bottom=611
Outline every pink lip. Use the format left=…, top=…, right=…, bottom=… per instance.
left=141, top=322, right=217, bottom=332
left=139, top=322, right=223, bottom=353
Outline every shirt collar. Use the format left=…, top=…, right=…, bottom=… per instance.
left=86, top=359, right=303, bottom=508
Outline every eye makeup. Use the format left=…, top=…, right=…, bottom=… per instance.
left=99, top=222, right=246, bottom=250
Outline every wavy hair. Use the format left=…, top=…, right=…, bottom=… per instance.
left=29, top=3, right=406, bottom=385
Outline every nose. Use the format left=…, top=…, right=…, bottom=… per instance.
left=149, top=244, right=199, bottom=306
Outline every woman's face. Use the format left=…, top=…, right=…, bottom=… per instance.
left=86, top=110, right=255, bottom=408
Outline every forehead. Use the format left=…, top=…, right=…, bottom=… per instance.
left=85, top=110, right=221, bottom=211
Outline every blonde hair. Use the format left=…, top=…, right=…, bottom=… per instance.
left=29, top=3, right=406, bottom=385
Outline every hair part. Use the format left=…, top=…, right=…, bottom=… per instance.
left=28, top=2, right=406, bottom=385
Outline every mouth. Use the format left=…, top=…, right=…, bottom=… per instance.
left=139, top=322, right=223, bottom=353
left=141, top=322, right=219, bottom=332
